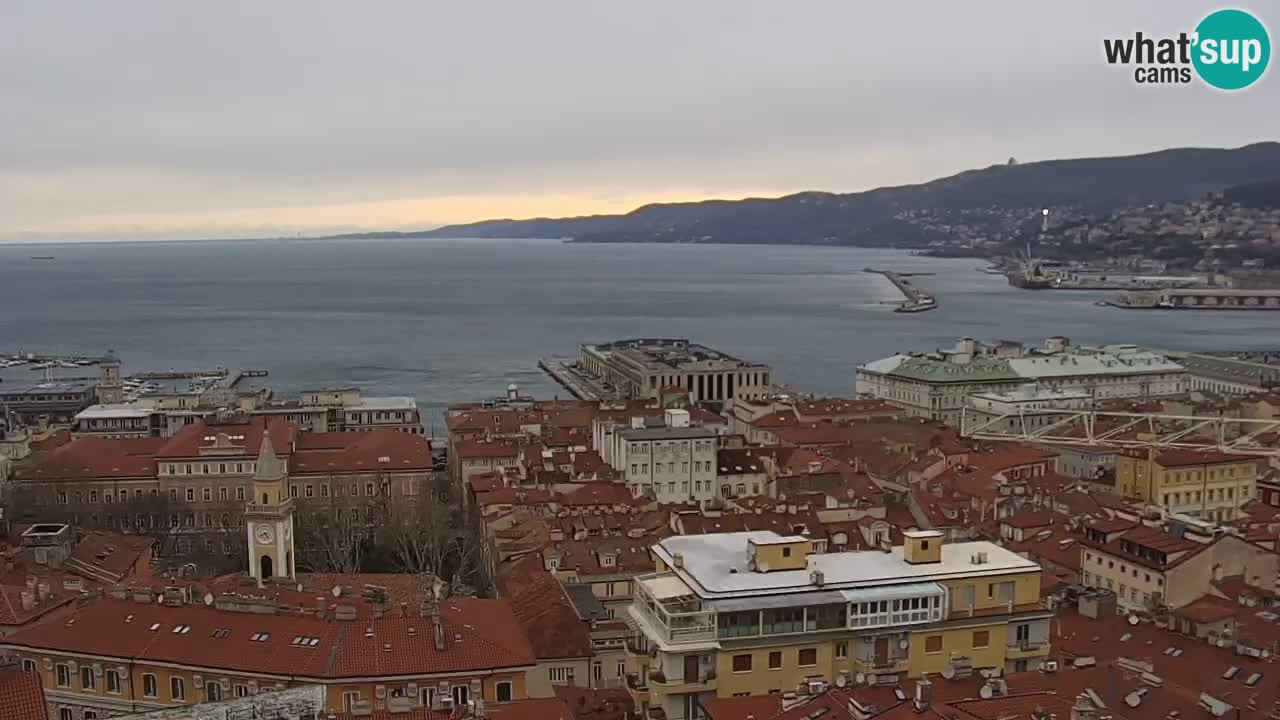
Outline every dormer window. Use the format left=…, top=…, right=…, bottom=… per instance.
left=601, top=554, right=616, bottom=567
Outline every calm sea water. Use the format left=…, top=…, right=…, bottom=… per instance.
left=2, top=238, right=1278, bottom=418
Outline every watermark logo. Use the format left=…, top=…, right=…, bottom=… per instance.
left=1103, top=8, right=1270, bottom=90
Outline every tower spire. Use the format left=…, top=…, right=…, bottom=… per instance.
left=253, top=426, right=287, bottom=482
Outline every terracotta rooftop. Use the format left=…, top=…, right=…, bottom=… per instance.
left=3, top=595, right=535, bottom=679
left=498, top=554, right=593, bottom=661
left=291, top=430, right=431, bottom=473
left=0, top=671, right=48, bottom=720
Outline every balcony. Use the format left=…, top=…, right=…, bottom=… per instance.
left=853, top=657, right=910, bottom=675
left=648, top=669, right=717, bottom=694
left=1006, top=638, right=1049, bottom=659
left=630, top=574, right=717, bottom=646
left=625, top=674, right=650, bottom=705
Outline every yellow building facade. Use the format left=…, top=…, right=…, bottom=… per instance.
left=1116, top=449, right=1260, bottom=522
left=625, top=530, right=1050, bottom=720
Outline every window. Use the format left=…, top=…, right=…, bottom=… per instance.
left=219, top=487, right=229, bottom=501
left=768, top=651, right=783, bottom=670
left=925, top=635, right=943, bottom=654
left=84, top=713, right=98, bottom=720
left=835, top=641, right=848, bottom=659
left=186, top=488, right=195, bottom=502
left=235, top=684, right=250, bottom=697
left=89, top=490, right=99, bottom=503
left=21, top=659, right=35, bottom=672
left=320, top=483, right=330, bottom=497
left=305, top=484, right=314, bottom=498
left=170, top=488, right=179, bottom=502
left=798, top=648, right=817, bottom=667
left=172, top=676, right=186, bottom=700
left=236, top=487, right=245, bottom=501
left=452, top=684, right=470, bottom=707
left=496, top=681, right=513, bottom=702
left=80, top=666, right=96, bottom=690
left=143, top=673, right=158, bottom=698
left=56, top=664, right=71, bottom=687
left=549, top=666, right=575, bottom=683
left=202, top=487, right=211, bottom=501
left=290, top=485, right=299, bottom=498
left=344, top=691, right=362, bottom=711
left=972, top=630, right=990, bottom=648
left=103, top=669, right=122, bottom=694
left=207, top=683, right=223, bottom=702
left=60, top=710, right=73, bottom=720
left=732, top=654, right=753, bottom=672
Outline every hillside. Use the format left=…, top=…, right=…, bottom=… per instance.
left=333, top=142, right=1280, bottom=247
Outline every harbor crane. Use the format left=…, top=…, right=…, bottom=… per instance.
left=960, top=406, right=1280, bottom=457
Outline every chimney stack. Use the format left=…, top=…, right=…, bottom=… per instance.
left=914, top=678, right=933, bottom=713
left=431, top=599, right=446, bottom=652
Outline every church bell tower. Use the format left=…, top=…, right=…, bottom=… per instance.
left=245, top=426, right=295, bottom=584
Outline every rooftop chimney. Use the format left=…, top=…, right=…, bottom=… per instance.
left=914, top=678, right=932, bottom=713
left=431, top=599, right=446, bottom=652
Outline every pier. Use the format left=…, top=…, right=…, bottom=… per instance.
left=863, top=268, right=938, bottom=313
left=1104, top=288, right=1280, bottom=310
left=538, top=356, right=604, bottom=401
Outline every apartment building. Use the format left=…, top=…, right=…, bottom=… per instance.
left=1115, top=449, right=1261, bottom=521
left=1079, top=522, right=1278, bottom=612
left=624, top=530, right=1050, bottom=720
left=615, top=413, right=718, bottom=504
left=0, top=592, right=536, bottom=720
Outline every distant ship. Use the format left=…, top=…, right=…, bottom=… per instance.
left=1008, top=262, right=1053, bottom=290
left=30, top=256, right=55, bottom=260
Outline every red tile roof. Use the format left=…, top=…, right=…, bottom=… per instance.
left=455, top=439, right=521, bottom=459
left=0, top=583, right=77, bottom=628
left=1153, top=448, right=1259, bottom=467
left=17, top=436, right=166, bottom=481
left=553, top=685, right=634, bottom=720
left=4, top=596, right=535, bottom=679
left=1001, top=510, right=1054, bottom=530
left=157, top=416, right=294, bottom=459
left=0, top=671, right=47, bottom=720
left=498, top=554, right=593, bottom=661
left=291, top=430, right=431, bottom=473
left=703, top=695, right=782, bottom=720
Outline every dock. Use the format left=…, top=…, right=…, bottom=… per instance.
left=1104, top=288, right=1280, bottom=310
left=538, top=356, right=604, bottom=401
left=863, top=268, right=938, bottom=313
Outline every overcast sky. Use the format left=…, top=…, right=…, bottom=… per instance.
left=1, top=1, right=1275, bottom=241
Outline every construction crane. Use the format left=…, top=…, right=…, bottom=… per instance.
left=960, top=407, right=1280, bottom=457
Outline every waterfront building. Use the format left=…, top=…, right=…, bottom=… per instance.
left=1114, top=448, right=1261, bottom=522
left=0, top=381, right=97, bottom=427
left=624, top=530, right=1050, bottom=720
left=613, top=411, right=719, bottom=504
left=855, top=337, right=1185, bottom=424
left=1175, top=350, right=1280, bottom=395
left=73, top=387, right=423, bottom=440
left=579, top=339, right=772, bottom=404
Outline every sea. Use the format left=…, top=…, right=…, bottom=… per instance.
left=2, top=238, right=1278, bottom=421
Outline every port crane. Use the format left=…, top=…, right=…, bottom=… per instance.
left=960, top=406, right=1280, bottom=457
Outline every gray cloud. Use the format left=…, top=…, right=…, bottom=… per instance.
left=1, top=1, right=1276, bottom=238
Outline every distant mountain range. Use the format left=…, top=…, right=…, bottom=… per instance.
left=323, top=142, right=1280, bottom=247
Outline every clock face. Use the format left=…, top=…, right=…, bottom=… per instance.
left=256, top=525, right=275, bottom=545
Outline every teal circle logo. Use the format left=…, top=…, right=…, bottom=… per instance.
left=1192, top=9, right=1270, bottom=90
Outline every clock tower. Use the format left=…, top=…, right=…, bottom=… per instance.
left=245, top=425, right=295, bottom=584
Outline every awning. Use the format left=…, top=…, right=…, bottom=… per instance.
left=644, top=575, right=696, bottom=600
left=840, top=581, right=946, bottom=604
left=709, top=590, right=849, bottom=613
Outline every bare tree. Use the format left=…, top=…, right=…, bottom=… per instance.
left=374, top=472, right=486, bottom=595
left=295, top=502, right=366, bottom=573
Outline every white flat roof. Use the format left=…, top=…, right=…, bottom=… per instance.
left=350, top=396, right=417, bottom=411
left=75, top=404, right=153, bottom=420
left=654, top=531, right=1038, bottom=599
